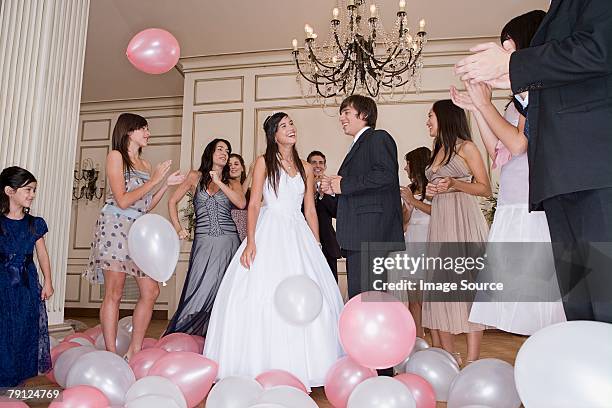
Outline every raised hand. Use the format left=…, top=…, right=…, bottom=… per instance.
left=320, top=175, right=333, bottom=195
left=450, top=86, right=476, bottom=112
left=455, top=42, right=513, bottom=83
left=210, top=170, right=221, bottom=185
left=166, top=170, right=186, bottom=186
left=151, top=160, right=172, bottom=185
left=465, top=81, right=493, bottom=109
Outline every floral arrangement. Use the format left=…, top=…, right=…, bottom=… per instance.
left=481, top=183, right=499, bottom=226
left=180, top=191, right=196, bottom=240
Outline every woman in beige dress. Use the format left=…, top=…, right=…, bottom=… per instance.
left=422, top=99, right=491, bottom=366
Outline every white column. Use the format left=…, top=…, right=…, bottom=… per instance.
left=0, top=0, right=90, bottom=325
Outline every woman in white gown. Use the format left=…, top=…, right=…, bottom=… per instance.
left=451, top=11, right=565, bottom=335
left=204, top=112, right=344, bottom=390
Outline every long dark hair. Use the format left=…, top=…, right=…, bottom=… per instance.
left=229, top=153, right=247, bottom=184
left=405, top=147, right=431, bottom=201
left=430, top=100, right=472, bottom=167
left=0, top=166, right=37, bottom=234
left=198, top=139, right=232, bottom=191
left=112, top=113, right=148, bottom=174
left=501, top=10, right=546, bottom=50
left=263, top=112, right=306, bottom=195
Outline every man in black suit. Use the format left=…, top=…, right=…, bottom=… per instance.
left=455, top=0, right=612, bottom=323
left=307, top=150, right=341, bottom=281
left=321, top=95, right=405, bottom=300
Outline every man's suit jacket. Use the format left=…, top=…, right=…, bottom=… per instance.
left=315, top=194, right=342, bottom=259
left=509, top=0, right=612, bottom=210
left=336, top=128, right=405, bottom=251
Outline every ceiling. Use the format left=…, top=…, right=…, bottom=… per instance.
left=81, top=0, right=549, bottom=102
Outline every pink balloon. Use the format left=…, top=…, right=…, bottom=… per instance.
left=155, top=333, right=199, bottom=353
left=126, top=28, right=180, bottom=74
left=148, top=351, right=218, bottom=408
left=395, top=373, right=436, bottom=408
left=48, top=385, right=110, bottom=408
left=142, top=337, right=158, bottom=350
left=63, top=333, right=95, bottom=346
left=339, top=291, right=416, bottom=369
left=0, top=396, right=29, bottom=407
left=129, top=348, right=168, bottom=379
left=256, top=369, right=308, bottom=393
left=46, top=341, right=80, bottom=383
left=191, top=335, right=205, bottom=353
left=84, top=325, right=103, bottom=341
left=324, top=356, right=378, bottom=408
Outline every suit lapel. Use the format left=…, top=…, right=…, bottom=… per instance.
left=531, top=0, right=563, bottom=46
left=338, top=128, right=371, bottom=174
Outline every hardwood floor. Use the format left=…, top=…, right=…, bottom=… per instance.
left=23, top=316, right=527, bottom=407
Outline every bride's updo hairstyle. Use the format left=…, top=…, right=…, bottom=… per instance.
left=263, top=112, right=306, bottom=195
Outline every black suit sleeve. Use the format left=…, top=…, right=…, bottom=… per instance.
left=340, top=130, right=398, bottom=196
left=510, top=0, right=612, bottom=93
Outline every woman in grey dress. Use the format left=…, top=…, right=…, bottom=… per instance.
left=165, top=138, right=246, bottom=336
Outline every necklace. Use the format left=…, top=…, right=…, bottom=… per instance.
left=277, top=153, right=295, bottom=169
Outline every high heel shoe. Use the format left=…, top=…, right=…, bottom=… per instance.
left=452, top=352, right=463, bottom=367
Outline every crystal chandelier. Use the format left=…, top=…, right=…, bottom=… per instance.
left=292, top=0, right=427, bottom=105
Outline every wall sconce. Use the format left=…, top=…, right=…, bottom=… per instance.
left=73, top=158, right=105, bottom=201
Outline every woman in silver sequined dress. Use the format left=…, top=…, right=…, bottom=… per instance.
left=165, top=139, right=246, bottom=336
left=84, top=113, right=184, bottom=360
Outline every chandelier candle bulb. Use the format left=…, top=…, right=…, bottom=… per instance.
left=399, top=0, right=406, bottom=11
left=348, top=0, right=355, bottom=6
left=419, top=19, right=426, bottom=31
left=370, top=4, right=377, bottom=18
left=333, top=7, right=339, bottom=19
left=292, top=39, right=298, bottom=51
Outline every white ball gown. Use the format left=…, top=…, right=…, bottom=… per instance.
left=468, top=104, right=566, bottom=335
left=203, top=169, right=345, bottom=390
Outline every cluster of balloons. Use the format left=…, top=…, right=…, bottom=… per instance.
left=206, top=372, right=316, bottom=407
left=47, top=322, right=214, bottom=407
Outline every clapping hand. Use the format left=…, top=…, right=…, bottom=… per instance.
left=210, top=170, right=221, bottom=185
left=435, top=177, right=454, bottom=193
left=166, top=170, right=186, bottom=186
left=151, top=160, right=172, bottom=185
left=454, top=42, right=513, bottom=84
left=450, top=86, right=477, bottom=112
left=320, top=175, right=333, bottom=195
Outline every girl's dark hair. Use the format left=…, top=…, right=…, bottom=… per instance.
left=430, top=100, right=472, bottom=167
left=405, top=147, right=431, bottom=201
left=112, top=113, right=148, bottom=174
left=198, top=139, right=232, bottom=191
left=263, top=112, right=306, bottom=195
left=229, top=153, right=247, bottom=184
left=0, top=166, right=37, bottom=234
left=500, top=10, right=547, bottom=51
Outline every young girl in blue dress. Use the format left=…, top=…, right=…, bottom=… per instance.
left=0, top=166, right=54, bottom=387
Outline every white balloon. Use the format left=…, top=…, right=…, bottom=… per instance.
left=66, top=351, right=135, bottom=406
left=394, top=336, right=430, bottom=373
left=95, top=327, right=131, bottom=356
left=428, top=347, right=460, bottom=368
left=125, top=376, right=187, bottom=408
left=49, top=335, right=60, bottom=349
left=54, top=346, right=95, bottom=387
left=125, top=395, right=181, bottom=408
left=257, top=386, right=317, bottom=408
left=405, top=349, right=460, bottom=402
left=207, top=376, right=263, bottom=408
left=447, top=359, right=520, bottom=408
left=515, top=321, right=612, bottom=408
left=274, top=275, right=323, bottom=325
left=347, top=376, right=416, bottom=408
left=128, top=213, right=180, bottom=282
left=119, top=315, right=134, bottom=334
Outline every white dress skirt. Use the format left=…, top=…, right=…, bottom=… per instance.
left=468, top=105, right=566, bottom=335
left=203, top=170, right=345, bottom=390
